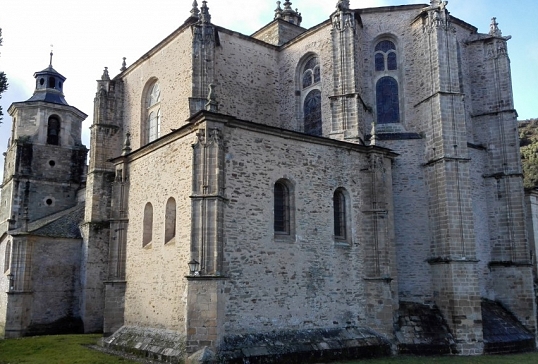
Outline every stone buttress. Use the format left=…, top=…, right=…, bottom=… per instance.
left=186, top=119, right=226, bottom=354
left=415, top=2, right=483, bottom=354
left=330, top=1, right=369, bottom=142
left=467, top=18, right=537, bottom=338
left=81, top=67, right=125, bottom=334
left=361, top=151, right=399, bottom=338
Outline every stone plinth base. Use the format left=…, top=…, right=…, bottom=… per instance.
left=103, top=326, right=186, bottom=363
left=218, top=326, right=390, bottom=364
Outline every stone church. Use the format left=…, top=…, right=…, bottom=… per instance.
left=1, top=0, right=537, bottom=362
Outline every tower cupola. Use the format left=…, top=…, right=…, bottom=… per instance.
left=27, top=52, right=69, bottom=106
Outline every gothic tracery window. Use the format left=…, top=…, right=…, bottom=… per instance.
left=145, top=81, right=161, bottom=143
left=374, top=40, right=400, bottom=124
left=375, top=40, right=397, bottom=71
left=300, top=55, right=322, bottom=136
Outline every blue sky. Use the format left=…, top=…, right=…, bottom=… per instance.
left=0, top=0, right=537, bottom=151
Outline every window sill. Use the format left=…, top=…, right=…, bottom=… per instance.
left=143, top=241, right=153, bottom=249
left=274, top=234, right=296, bottom=243
left=164, top=237, right=175, bottom=246
left=334, top=240, right=351, bottom=248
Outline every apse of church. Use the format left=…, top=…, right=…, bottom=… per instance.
left=0, top=0, right=535, bottom=362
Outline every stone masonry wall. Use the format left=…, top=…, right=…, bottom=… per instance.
left=122, top=134, right=194, bottom=331
left=220, top=122, right=398, bottom=339
left=278, top=25, right=334, bottom=135
left=8, top=103, right=84, bottom=148
left=26, top=236, right=83, bottom=334
left=468, top=148, right=493, bottom=299
left=383, top=138, right=432, bottom=302
left=121, top=29, right=192, bottom=150
left=251, top=20, right=307, bottom=47
left=214, top=31, right=279, bottom=128
left=360, top=7, right=428, bottom=135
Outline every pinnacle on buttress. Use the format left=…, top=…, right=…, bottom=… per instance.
left=121, top=57, right=127, bottom=72
left=199, top=1, right=211, bottom=24
left=489, top=17, right=502, bottom=37
left=429, top=0, right=448, bottom=11
left=274, top=1, right=283, bottom=19
left=336, top=0, right=350, bottom=11
left=101, top=67, right=110, bottom=81
left=191, top=0, right=200, bottom=18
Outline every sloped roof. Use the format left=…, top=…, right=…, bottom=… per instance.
left=31, top=205, right=84, bottom=239
left=10, top=204, right=85, bottom=239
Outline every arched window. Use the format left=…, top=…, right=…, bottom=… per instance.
left=375, top=40, right=397, bottom=71
left=48, top=76, right=56, bottom=89
left=4, top=240, right=11, bottom=273
left=376, top=77, right=400, bottom=124
left=300, top=55, right=322, bottom=136
left=333, top=189, right=347, bottom=240
left=302, top=57, right=320, bottom=88
left=145, top=81, right=161, bottom=143
left=304, top=90, right=322, bottom=136
left=374, top=39, right=400, bottom=124
left=47, top=116, right=60, bottom=145
left=274, top=180, right=291, bottom=235
left=143, top=202, right=153, bottom=246
left=165, top=197, right=176, bottom=243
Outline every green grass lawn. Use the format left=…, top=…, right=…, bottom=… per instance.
left=0, top=334, right=537, bottom=363
left=0, top=334, right=137, bottom=364
left=339, top=352, right=538, bottom=364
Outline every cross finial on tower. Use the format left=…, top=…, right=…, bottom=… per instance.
left=49, top=45, right=54, bottom=67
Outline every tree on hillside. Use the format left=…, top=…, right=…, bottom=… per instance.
left=519, top=118, right=538, bottom=188
left=0, top=28, right=8, bottom=122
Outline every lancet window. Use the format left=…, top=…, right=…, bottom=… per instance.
left=300, top=55, right=322, bottom=136
left=143, top=202, right=153, bottom=246
left=145, top=81, right=161, bottom=143
left=165, top=197, right=176, bottom=243
left=333, top=189, right=347, bottom=240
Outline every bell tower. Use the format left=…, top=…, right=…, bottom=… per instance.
left=0, top=54, right=88, bottom=235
